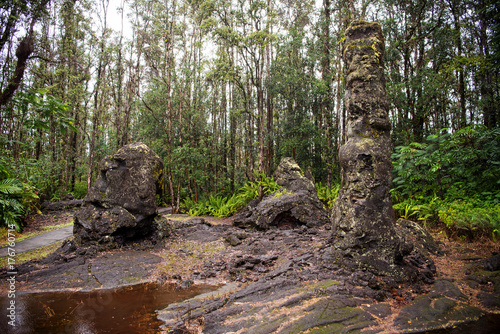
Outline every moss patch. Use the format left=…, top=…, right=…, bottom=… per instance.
left=0, top=222, right=73, bottom=248
left=0, top=239, right=67, bottom=268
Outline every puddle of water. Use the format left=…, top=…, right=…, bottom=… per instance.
left=0, top=283, right=216, bottom=334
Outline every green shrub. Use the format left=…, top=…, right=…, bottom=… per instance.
left=183, top=171, right=280, bottom=218
left=438, top=200, right=500, bottom=239
left=72, top=181, right=88, bottom=199
left=392, top=126, right=500, bottom=201
left=392, top=195, right=441, bottom=224
left=316, top=182, right=340, bottom=209
left=391, top=126, right=500, bottom=240
left=184, top=172, right=341, bottom=218
left=0, top=169, right=39, bottom=232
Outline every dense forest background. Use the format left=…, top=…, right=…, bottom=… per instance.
left=1, top=0, right=499, bottom=237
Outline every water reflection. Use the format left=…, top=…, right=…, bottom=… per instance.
left=0, top=283, right=216, bottom=334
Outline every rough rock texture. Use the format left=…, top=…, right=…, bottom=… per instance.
left=8, top=245, right=163, bottom=291
left=42, top=194, right=83, bottom=212
left=155, top=220, right=445, bottom=334
left=73, top=142, right=164, bottom=248
left=394, top=279, right=486, bottom=332
left=331, top=21, right=406, bottom=277
left=3, top=212, right=500, bottom=333
left=233, top=157, right=330, bottom=230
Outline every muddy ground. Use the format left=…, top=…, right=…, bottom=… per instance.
left=1, top=211, right=500, bottom=333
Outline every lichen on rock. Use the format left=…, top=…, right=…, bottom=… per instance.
left=330, top=21, right=411, bottom=278
left=73, top=142, right=164, bottom=249
left=233, top=157, right=329, bottom=230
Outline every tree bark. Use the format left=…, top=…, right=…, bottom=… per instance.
left=322, top=0, right=334, bottom=186
left=0, top=35, right=34, bottom=108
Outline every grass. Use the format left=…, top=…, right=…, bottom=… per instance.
left=0, top=221, right=73, bottom=248
left=0, top=239, right=67, bottom=268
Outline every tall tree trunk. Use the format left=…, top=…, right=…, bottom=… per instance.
left=0, top=34, right=34, bottom=108
left=448, top=0, right=466, bottom=128
left=265, top=0, right=274, bottom=176
left=0, top=0, right=50, bottom=108
left=478, top=0, right=497, bottom=128
left=257, top=68, right=265, bottom=200
left=87, top=0, right=109, bottom=191
left=246, top=81, right=254, bottom=181
left=322, top=0, right=334, bottom=186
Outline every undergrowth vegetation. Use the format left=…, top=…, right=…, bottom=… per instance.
left=0, top=155, right=86, bottom=232
left=392, top=126, right=500, bottom=240
left=0, top=159, right=39, bottom=232
left=183, top=126, right=500, bottom=241
left=182, top=171, right=341, bottom=218
left=182, top=171, right=280, bottom=217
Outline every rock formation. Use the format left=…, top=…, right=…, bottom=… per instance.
left=73, top=142, right=164, bottom=248
left=331, top=21, right=407, bottom=276
left=233, top=157, right=329, bottom=230
left=41, top=193, right=83, bottom=212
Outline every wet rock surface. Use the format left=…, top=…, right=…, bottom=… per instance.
left=9, top=246, right=162, bottom=292
left=73, top=142, right=164, bottom=249
left=394, top=279, right=486, bottom=332
left=153, top=218, right=500, bottom=334
left=1, top=212, right=499, bottom=333
left=233, top=157, right=330, bottom=230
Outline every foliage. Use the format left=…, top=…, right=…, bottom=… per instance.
left=12, top=89, right=76, bottom=134
left=392, top=126, right=500, bottom=200
left=316, top=182, right=340, bottom=210
left=183, top=171, right=280, bottom=218
left=392, top=126, right=500, bottom=239
left=0, top=162, right=39, bottom=232
left=183, top=172, right=341, bottom=218
left=72, top=181, right=88, bottom=200
left=438, top=200, right=500, bottom=240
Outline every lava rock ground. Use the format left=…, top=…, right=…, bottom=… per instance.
left=1, top=213, right=499, bottom=333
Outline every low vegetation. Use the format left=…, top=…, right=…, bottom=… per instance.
left=182, top=171, right=340, bottom=218
left=0, top=240, right=65, bottom=268
left=1, top=127, right=498, bottom=245
left=391, top=126, right=500, bottom=240
left=0, top=160, right=39, bottom=232
left=182, top=171, right=280, bottom=217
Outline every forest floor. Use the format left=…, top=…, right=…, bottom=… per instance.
left=1, top=209, right=500, bottom=333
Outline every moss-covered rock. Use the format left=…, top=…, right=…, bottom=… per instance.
left=233, top=157, right=329, bottom=230
left=394, top=279, right=485, bottom=332
left=74, top=142, right=164, bottom=248
left=331, top=21, right=411, bottom=278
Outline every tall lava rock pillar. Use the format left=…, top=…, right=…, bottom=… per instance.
left=332, top=21, right=403, bottom=275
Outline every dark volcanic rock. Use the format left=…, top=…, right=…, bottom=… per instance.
left=42, top=194, right=83, bottom=212
left=394, top=279, right=486, bottom=332
left=485, top=254, right=500, bottom=272
left=329, top=21, right=416, bottom=279
left=233, top=157, right=330, bottom=230
left=73, top=142, right=164, bottom=248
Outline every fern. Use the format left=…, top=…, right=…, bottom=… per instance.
left=316, top=182, right=340, bottom=209
left=0, top=177, right=38, bottom=232
left=0, top=178, right=23, bottom=195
